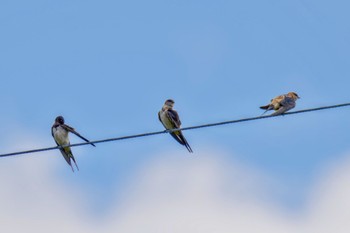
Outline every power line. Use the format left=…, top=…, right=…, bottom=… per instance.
left=1, top=102, right=349, bottom=158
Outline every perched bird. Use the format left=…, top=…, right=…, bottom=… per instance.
left=158, top=99, right=193, bottom=153
left=260, top=92, right=300, bottom=116
left=51, top=116, right=96, bottom=172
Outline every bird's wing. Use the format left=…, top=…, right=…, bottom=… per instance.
left=166, top=109, right=182, bottom=128
left=167, top=109, right=192, bottom=152
left=270, top=106, right=290, bottom=116
left=159, top=109, right=192, bottom=153
left=271, top=95, right=285, bottom=105
left=268, top=94, right=286, bottom=110
left=270, top=99, right=295, bottom=116
left=280, top=96, right=296, bottom=108
left=261, top=95, right=284, bottom=111
left=61, top=124, right=96, bottom=147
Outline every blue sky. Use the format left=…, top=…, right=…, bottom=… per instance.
left=1, top=0, right=350, bottom=231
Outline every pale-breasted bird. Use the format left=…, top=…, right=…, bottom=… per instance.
left=260, top=92, right=300, bottom=116
left=158, top=99, right=193, bottom=153
left=51, top=116, right=95, bottom=172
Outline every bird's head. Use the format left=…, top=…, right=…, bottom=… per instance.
left=164, top=99, right=175, bottom=109
left=288, top=92, right=300, bottom=100
left=55, top=116, right=65, bottom=125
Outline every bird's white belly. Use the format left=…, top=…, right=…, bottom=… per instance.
left=160, top=111, right=173, bottom=129
left=54, top=127, right=70, bottom=145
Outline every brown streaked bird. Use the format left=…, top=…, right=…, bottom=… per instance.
left=158, top=99, right=193, bottom=153
left=260, top=92, right=300, bottom=116
left=51, top=116, right=96, bottom=172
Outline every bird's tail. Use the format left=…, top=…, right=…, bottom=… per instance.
left=170, top=132, right=193, bottom=153
left=178, top=133, right=193, bottom=153
left=59, top=148, right=76, bottom=172
left=69, top=164, right=75, bottom=172
left=260, top=104, right=272, bottom=116
left=71, top=156, right=79, bottom=171
left=260, top=104, right=271, bottom=110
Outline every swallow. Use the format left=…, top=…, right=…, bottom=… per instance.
left=260, top=92, right=300, bottom=116
left=158, top=99, right=193, bottom=153
left=51, top=116, right=96, bottom=172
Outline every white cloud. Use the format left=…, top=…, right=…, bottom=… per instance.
left=111, top=151, right=300, bottom=233
left=303, top=155, right=350, bottom=233
left=1, top=133, right=350, bottom=233
left=0, top=134, right=93, bottom=233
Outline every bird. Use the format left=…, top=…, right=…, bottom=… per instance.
left=158, top=99, right=193, bottom=153
left=260, top=92, right=300, bottom=116
left=51, top=116, right=96, bottom=172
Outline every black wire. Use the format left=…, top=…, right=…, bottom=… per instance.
left=1, top=102, right=349, bottom=158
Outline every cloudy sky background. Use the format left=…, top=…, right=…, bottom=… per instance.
left=1, top=0, right=350, bottom=232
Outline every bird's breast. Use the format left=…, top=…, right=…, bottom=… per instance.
left=53, top=126, right=70, bottom=145
left=160, top=111, right=174, bottom=129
